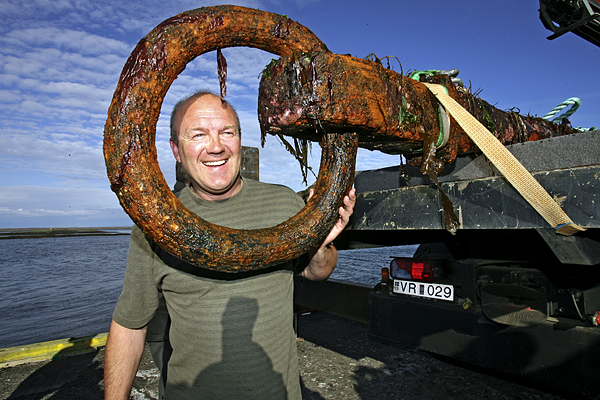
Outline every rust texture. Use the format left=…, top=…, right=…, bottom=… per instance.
left=103, top=5, right=360, bottom=272
left=258, top=51, right=580, bottom=167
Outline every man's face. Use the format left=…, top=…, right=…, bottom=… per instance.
left=170, top=94, right=242, bottom=201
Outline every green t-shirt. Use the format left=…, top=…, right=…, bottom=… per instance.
left=113, top=178, right=306, bottom=400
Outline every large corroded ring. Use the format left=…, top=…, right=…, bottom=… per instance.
left=103, top=5, right=358, bottom=272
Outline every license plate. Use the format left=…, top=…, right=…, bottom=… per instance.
left=393, top=279, right=454, bottom=301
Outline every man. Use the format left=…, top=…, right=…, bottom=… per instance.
left=104, top=91, right=356, bottom=400
left=144, top=162, right=189, bottom=399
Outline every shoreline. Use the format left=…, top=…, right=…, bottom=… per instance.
left=0, top=226, right=132, bottom=239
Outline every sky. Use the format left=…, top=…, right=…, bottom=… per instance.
left=1, top=0, right=599, bottom=228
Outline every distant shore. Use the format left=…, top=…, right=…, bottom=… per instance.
left=0, top=227, right=133, bottom=239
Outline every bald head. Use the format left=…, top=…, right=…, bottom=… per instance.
left=170, top=91, right=241, bottom=144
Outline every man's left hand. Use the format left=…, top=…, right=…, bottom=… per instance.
left=301, top=188, right=356, bottom=281
left=319, top=187, right=356, bottom=248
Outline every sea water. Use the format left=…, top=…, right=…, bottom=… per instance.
left=0, top=233, right=416, bottom=348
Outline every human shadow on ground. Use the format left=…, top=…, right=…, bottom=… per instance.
left=3, top=338, right=104, bottom=400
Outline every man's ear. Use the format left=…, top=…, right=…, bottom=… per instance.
left=170, top=139, right=181, bottom=162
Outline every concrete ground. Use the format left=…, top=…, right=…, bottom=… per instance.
left=0, top=312, right=578, bottom=400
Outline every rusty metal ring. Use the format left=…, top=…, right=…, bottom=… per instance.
left=103, top=5, right=358, bottom=272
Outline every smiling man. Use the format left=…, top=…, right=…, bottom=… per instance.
left=170, top=93, right=243, bottom=201
left=104, top=91, right=356, bottom=400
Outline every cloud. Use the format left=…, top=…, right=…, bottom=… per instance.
left=3, top=27, right=131, bottom=56
left=0, top=185, right=131, bottom=228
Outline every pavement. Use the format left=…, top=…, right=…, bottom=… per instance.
left=0, top=312, right=575, bottom=400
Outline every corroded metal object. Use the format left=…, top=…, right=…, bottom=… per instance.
left=258, top=51, right=579, bottom=168
left=103, top=5, right=358, bottom=272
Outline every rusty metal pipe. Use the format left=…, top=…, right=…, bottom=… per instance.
left=258, top=51, right=579, bottom=166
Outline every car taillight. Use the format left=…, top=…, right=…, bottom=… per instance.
left=381, top=267, right=390, bottom=282
left=390, top=258, right=435, bottom=283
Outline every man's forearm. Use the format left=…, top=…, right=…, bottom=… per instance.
left=104, top=320, right=147, bottom=400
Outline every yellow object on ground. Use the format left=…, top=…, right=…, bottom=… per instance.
left=0, top=332, right=108, bottom=368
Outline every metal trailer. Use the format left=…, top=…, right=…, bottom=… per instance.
left=540, top=0, right=600, bottom=47
left=294, top=129, right=600, bottom=398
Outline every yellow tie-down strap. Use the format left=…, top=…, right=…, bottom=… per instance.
left=423, top=82, right=585, bottom=236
